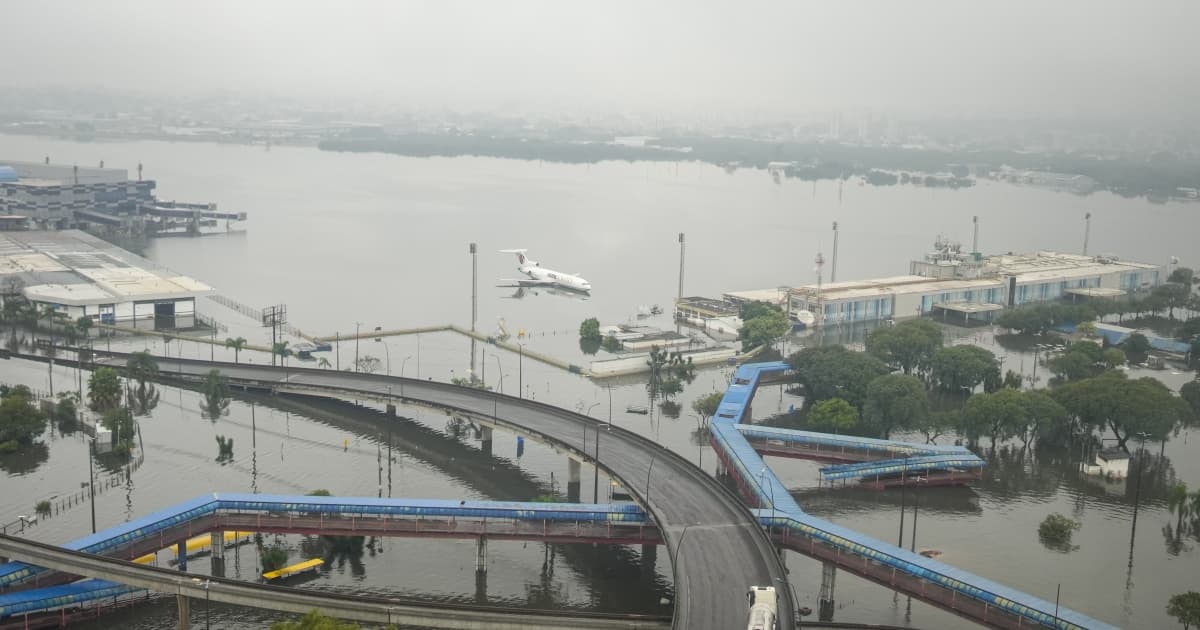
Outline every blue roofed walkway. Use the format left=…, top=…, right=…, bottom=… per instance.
left=711, top=361, right=1116, bottom=630
left=0, top=495, right=653, bottom=592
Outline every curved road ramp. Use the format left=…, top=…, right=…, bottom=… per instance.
left=10, top=351, right=794, bottom=630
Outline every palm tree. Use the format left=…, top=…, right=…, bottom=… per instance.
left=75, top=316, right=93, bottom=339
left=317, top=357, right=331, bottom=369
left=224, top=337, right=247, bottom=364
left=38, top=304, right=59, bottom=345
left=126, top=351, right=160, bottom=387
left=1168, top=483, right=1191, bottom=535
left=272, top=341, right=291, bottom=368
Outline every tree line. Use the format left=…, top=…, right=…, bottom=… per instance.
left=788, top=318, right=1199, bottom=451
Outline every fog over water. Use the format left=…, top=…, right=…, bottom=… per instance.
left=2, top=1, right=1199, bottom=117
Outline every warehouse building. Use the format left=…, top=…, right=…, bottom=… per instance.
left=0, top=230, right=211, bottom=325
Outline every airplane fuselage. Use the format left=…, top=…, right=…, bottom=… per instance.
left=519, top=264, right=592, bottom=292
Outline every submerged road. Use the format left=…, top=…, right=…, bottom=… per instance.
left=95, top=353, right=795, bottom=630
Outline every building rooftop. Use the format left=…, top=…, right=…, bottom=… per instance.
left=0, top=230, right=212, bottom=306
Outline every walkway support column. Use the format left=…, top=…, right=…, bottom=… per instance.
left=567, top=459, right=582, bottom=503
left=210, top=531, right=225, bottom=577
left=475, top=535, right=488, bottom=574
left=819, top=561, right=837, bottom=621
left=479, top=426, right=492, bottom=457
left=640, top=543, right=658, bottom=582
left=176, top=593, right=191, bottom=630
left=176, top=541, right=187, bottom=571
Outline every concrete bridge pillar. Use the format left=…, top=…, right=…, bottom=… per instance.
left=474, top=564, right=488, bottom=604
left=567, top=459, right=582, bottom=502
left=176, top=593, right=190, bottom=629
left=819, top=561, right=837, bottom=622
left=210, top=531, right=225, bottom=577
left=475, top=536, right=488, bottom=574
left=640, top=543, right=658, bottom=581
left=176, top=541, right=187, bottom=571
left=479, top=426, right=493, bottom=457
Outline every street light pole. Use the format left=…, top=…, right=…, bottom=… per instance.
left=88, top=438, right=96, bottom=533
left=400, top=356, right=411, bottom=400
left=897, top=454, right=908, bottom=547
left=354, top=322, right=362, bottom=372
left=607, top=385, right=613, bottom=429
left=492, top=354, right=504, bottom=394
left=378, top=336, right=391, bottom=376
left=644, top=454, right=657, bottom=505
left=518, top=343, right=524, bottom=399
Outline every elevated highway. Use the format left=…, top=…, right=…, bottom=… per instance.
left=86, top=352, right=795, bottom=630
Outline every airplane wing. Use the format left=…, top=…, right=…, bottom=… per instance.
left=496, top=278, right=556, bottom=288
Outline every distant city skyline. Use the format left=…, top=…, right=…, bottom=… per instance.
left=2, top=1, right=1199, bottom=121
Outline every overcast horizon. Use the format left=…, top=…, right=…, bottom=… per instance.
left=3, top=1, right=1200, bottom=121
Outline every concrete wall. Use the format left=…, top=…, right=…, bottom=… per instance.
left=590, top=347, right=736, bottom=376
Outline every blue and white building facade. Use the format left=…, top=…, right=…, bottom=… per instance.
left=758, top=251, right=1161, bottom=327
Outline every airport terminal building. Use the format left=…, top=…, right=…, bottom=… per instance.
left=725, top=240, right=1161, bottom=327
left=0, top=160, right=156, bottom=228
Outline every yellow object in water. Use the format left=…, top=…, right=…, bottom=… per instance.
left=184, top=531, right=250, bottom=553
left=262, top=558, right=323, bottom=580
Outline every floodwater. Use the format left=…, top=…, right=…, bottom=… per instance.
left=1, top=133, right=1199, bottom=628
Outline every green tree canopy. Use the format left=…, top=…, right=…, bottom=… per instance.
left=1101, top=347, right=1127, bottom=369
left=1168, top=266, right=1194, bottom=285
left=790, top=345, right=890, bottom=410
left=808, top=398, right=858, bottom=433
left=863, top=374, right=928, bottom=439
left=739, top=308, right=790, bottom=352
left=578, top=317, right=601, bottom=342
left=270, top=610, right=362, bottom=630
left=1053, top=371, right=1187, bottom=450
left=996, top=303, right=1095, bottom=335
left=225, top=336, right=248, bottom=364
left=931, top=345, right=997, bottom=392
left=917, top=410, right=959, bottom=445
left=691, top=391, right=724, bottom=426
left=88, top=367, right=122, bottom=412
left=1167, top=591, right=1200, bottom=630
left=1122, top=333, right=1152, bottom=355
left=0, top=389, right=47, bottom=445
left=963, top=388, right=1027, bottom=448
left=126, top=351, right=159, bottom=390
left=1181, top=381, right=1200, bottom=425
left=865, top=319, right=943, bottom=375
left=201, top=369, right=231, bottom=421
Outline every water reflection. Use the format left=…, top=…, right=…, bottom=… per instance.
left=0, top=441, right=48, bottom=475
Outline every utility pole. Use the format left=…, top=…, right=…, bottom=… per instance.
left=88, top=438, right=96, bottom=533
left=815, top=251, right=826, bottom=328
left=1083, top=212, right=1092, bottom=256
left=470, top=242, right=478, bottom=381
left=677, top=233, right=686, bottom=300
left=354, top=322, right=362, bottom=372
left=830, top=222, right=839, bottom=283
left=972, top=215, right=979, bottom=254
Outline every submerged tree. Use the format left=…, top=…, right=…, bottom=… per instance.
left=1038, top=513, right=1080, bottom=552
left=1167, top=592, right=1200, bottom=630
left=88, top=367, right=122, bottom=412
left=201, top=369, right=231, bottom=420
left=126, top=351, right=160, bottom=416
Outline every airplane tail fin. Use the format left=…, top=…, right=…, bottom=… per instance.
left=499, top=249, right=535, bottom=266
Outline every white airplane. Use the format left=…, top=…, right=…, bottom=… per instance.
left=498, top=249, right=592, bottom=293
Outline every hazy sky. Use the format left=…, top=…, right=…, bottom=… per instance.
left=3, top=1, right=1199, bottom=118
